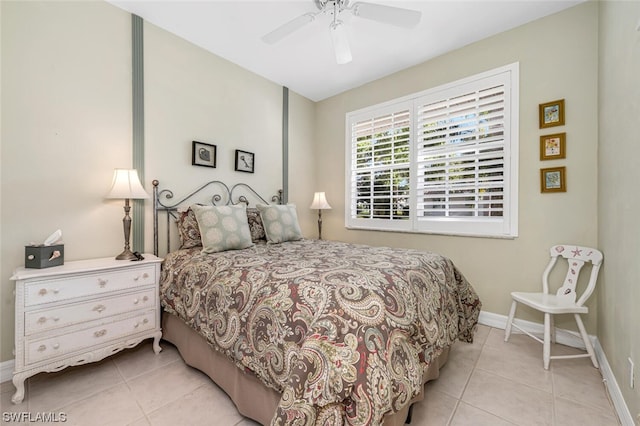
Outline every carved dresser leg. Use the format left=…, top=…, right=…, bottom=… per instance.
left=152, top=332, right=163, bottom=354
left=11, top=374, right=27, bottom=404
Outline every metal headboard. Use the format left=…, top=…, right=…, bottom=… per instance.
left=152, top=180, right=283, bottom=257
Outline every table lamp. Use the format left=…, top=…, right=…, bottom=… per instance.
left=106, top=169, right=149, bottom=260
left=310, top=192, right=332, bottom=240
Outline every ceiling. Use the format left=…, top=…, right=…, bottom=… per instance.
left=108, top=0, right=583, bottom=101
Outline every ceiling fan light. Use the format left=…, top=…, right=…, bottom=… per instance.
left=330, top=22, right=352, bottom=64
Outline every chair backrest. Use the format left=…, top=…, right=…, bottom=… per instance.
left=542, top=245, right=603, bottom=306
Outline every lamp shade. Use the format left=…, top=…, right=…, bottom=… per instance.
left=106, top=169, right=149, bottom=200
left=310, top=192, right=332, bottom=210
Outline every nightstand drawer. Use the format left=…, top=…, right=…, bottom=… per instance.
left=24, top=288, right=157, bottom=335
left=25, top=265, right=156, bottom=306
left=26, top=310, right=157, bottom=364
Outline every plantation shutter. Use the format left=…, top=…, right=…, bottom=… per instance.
left=415, top=79, right=506, bottom=221
left=348, top=103, right=412, bottom=230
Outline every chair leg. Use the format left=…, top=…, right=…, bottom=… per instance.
left=550, top=314, right=556, bottom=344
left=574, top=314, right=599, bottom=368
left=543, top=313, right=551, bottom=370
left=504, top=300, right=517, bottom=342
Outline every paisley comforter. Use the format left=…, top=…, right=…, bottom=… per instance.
left=160, top=239, right=481, bottom=425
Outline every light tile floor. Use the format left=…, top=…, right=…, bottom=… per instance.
left=0, top=325, right=620, bottom=425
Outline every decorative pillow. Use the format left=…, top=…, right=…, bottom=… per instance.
left=256, top=204, right=303, bottom=244
left=191, top=204, right=254, bottom=253
left=176, top=207, right=202, bottom=249
left=246, top=207, right=266, bottom=242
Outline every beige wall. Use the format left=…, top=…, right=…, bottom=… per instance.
left=598, top=0, right=640, bottom=420
left=140, top=19, right=292, bottom=251
left=0, top=1, right=316, bottom=363
left=315, top=2, right=599, bottom=332
left=1, top=0, right=132, bottom=362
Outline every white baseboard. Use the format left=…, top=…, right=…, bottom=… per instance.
left=0, top=311, right=633, bottom=424
left=1, top=358, right=14, bottom=384
left=479, top=310, right=634, bottom=426
left=594, top=338, right=636, bottom=426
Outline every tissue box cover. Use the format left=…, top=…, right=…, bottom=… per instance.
left=25, top=244, right=64, bottom=269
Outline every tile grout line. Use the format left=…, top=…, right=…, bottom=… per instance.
left=121, top=356, right=182, bottom=383
left=445, top=399, right=461, bottom=426
left=550, top=364, right=619, bottom=420
left=113, top=353, right=151, bottom=426
left=456, top=327, right=552, bottom=426
left=32, top=359, right=126, bottom=414
left=550, top=363, right=558, bottom=425
left=448, top=327, right=489, bottom=424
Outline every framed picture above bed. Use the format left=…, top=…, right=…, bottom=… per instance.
left=192, top=141, right=217, bottom=168
left=234, top=149, right=254, bottom=173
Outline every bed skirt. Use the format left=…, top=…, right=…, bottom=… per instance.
left=161, top=311, right=450, bottom=426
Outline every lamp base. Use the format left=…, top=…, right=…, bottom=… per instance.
left=115, top=248, right=138, bottom=261
left=116, top=199, right=137, bottom=261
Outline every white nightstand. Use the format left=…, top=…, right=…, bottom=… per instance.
left=10, top=254, right=163, bottom=404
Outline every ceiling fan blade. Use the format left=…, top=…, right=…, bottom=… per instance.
left=330, top=22, right=352, bottom=64
left=261, top=12, right=317, bottom=44
left=351, top=2, right=421, bottom=28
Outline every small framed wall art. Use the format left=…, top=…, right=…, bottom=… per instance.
left=192, top=141, right=217, bottom=168
left=235, top=150, right=254, bottom=173
left=540, top=166, right=566, bottom=193
left=539, top=99, right=565, bottom=129
left=540, top=132, right=566, bottom=161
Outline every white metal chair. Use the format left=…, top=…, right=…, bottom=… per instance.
left=504, top=244, right=603, bottom=369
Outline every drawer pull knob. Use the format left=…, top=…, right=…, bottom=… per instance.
left=36, top=316, right=60, bottom=324
left=38, top=345, right=46, bottom=352
left=94, top=329, right=107, bottom=338
left=133, top=273, right=149, bottom=282
left=143, top=296, right=149, bottom=302
left=38, top=289, right=47, bottom=296
left=134, top=298, right=139, bottom=304
left=52, top=289, right=59, bottom=294
left=133, top=319, right=149, bottom=328
left=98, top=279, right=108, bottom=288
left=52, top=343, right=60, bottom=350
left=93, top=305, right=106, bottom=313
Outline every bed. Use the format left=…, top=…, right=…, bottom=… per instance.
left=152, top=180, right=481, bottom=426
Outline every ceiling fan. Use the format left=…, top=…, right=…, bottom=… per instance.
left=261, top=0, right=421, bottom=65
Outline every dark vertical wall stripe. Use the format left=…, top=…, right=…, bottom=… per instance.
left=282, top=86, right=289, bottom=204
left=132, top=14, right=145, bottom=252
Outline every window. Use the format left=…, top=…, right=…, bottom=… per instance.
left=346, top=63, right=518, bottom=238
